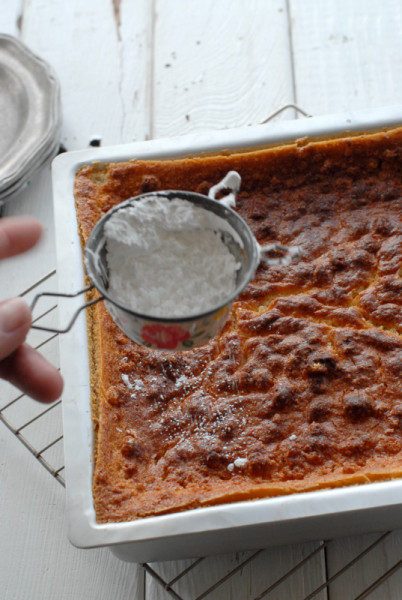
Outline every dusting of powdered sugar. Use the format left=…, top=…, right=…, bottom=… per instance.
left=103, top=195, right=242, bottom=318
left=227, top=457, right=248, bottom=472
left=121, top=373, right=133, bottom=389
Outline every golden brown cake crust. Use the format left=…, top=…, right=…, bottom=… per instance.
left=74, top=127, right=402, bottom=523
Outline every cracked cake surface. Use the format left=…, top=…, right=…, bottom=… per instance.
left=74, top=127, right=402, bottom=523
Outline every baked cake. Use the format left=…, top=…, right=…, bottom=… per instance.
left=74, top=126, right=402, bottom=523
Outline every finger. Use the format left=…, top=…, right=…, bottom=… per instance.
left=0, top=343, right=64, bottom=403
left=0, top=216, right=43, bottom=259
left=0, top=297, right=32, bottom=361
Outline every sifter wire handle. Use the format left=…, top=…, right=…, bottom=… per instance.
left=208, top=171, right=302, bottom=266
left=30, top=285, right=104, bottom=334
left=208, top=171, right=241, bottom=208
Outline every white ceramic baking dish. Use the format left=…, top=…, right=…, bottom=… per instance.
left=52, top=105, right=402, bottom=563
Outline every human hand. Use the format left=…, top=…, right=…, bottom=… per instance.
left=0, top=217, right=64, bottom=403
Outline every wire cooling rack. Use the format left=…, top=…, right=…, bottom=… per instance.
left=2, top=272, right=402, bottom=600
left=1, top=105, right=402, bottom=599
left=0, top=270, right=65, bottom=486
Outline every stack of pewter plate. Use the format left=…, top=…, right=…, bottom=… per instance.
left=0, top=34, right=61, bottom=205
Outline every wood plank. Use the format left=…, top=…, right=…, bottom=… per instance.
left=152, top=0, right=295, bottom=138
left=150, top=543, right=327, bottom=599
left=0, top=0, right=21, bottom=36
left=118, top=0, right=155, bottom=143
left=326, top=531, right=402, bottom=599
left=0, top=0, right=153, bottom=300
left=290, top=0, right=402, bottom=116
left=20, top=0, right=150, bottom=150
left=0, top=423, right=145, bottom=600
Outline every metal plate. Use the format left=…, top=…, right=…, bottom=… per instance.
left=0, top=136, right=61, bottom=203
left=0, top=35, right=61, bottom=194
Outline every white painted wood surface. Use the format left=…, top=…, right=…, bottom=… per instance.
left=1, top=1, right=401, bottom=598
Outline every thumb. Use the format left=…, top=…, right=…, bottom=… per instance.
left=0, top=298, right=32, bottom=361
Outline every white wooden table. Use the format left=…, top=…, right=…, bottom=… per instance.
left=1, top=1, right=402, bottom=598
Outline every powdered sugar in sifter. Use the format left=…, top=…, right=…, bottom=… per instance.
left=31, top=171, right=301, bottom=351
